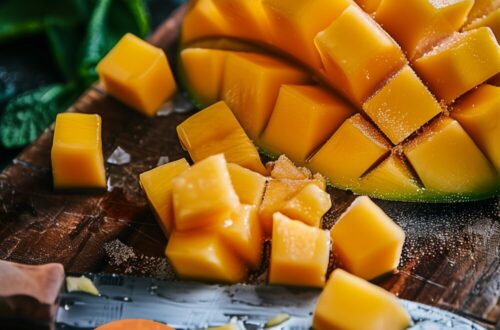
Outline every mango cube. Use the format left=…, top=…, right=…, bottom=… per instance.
left=281, top=184, right=332, bottom=228
left=404, top=117, right=498, bottom=194
left=259, top=178, right=325, bottom=235
left=181, top=0, right=229, bottom=44
left=363, top=65, right=442, bottom=144
left=414, top=27, right=500, bottom=104
left=355, top=0, right=382, bottom=12
left=222, top=52, right=309, bottom=139
left=358, top=154, right=422, bottom=200
left=451, top=84, right=500, bottom=172
left=313, top=269, right=411, bottom=330
left=171, top=154, right=240, bottom=231
left=308, top=114, right=391, bottom=190
left=464, top=9, right=500, bottom=43
left=227, top=163, right=267, bottom=206
left=269, top=213, right=330, bottom=287
left=315, top=5, right=406, bottom=104
left=97, top=33, right=176, bottom=117
left=261, top=85, right=354, bottom=164
left=139, top=159, right=190, bottom=237
left=165, top=230, right=246, bottom=283
left=212, top=0, right=270, bottom=42
left=331, top=196, right=405, bottom=280
left=177, top=101, right=267, bottom=174
left=375, top=0, right=474, bottom=59
left=180, top=48, right=228, bottom=107
left=267, top=155, right=312, bottom=180
left=220, top=205, right=264, bottom=269
left=51, top=113, right=106, bottom=189
left=262, top=0, right=353, bottom=68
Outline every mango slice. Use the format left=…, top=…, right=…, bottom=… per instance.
left=262, top=0, right=353, bottom=68
left=404, top=117, right=498, bottom=195
left=220, top=204, right=264, bottom=270
left=414, top=27, right=500, bottom=103
left=269, top=213, right=330, bottom=288
left=171, top=154, right=240, bottom=231
left=375, top=0, right=474, bottom=59
left=330, top=196, right=405, bottom=280
left=313, top=269, right=411, bottom=330
left=363, top=65, right=442, bottom=144
left=97, top=33, right=176, bottom=116
left=177, top=101, right=266, bottom=174
left=451, top=84, right=500, bottom=172
left=180, top=48, right=228, bottom=107
left=179, top=0, right=500, bottom=202
left=139, top=159, right=190, bottom=237
left=281, top=184, right=332, bottom=228
left=222, top=52, right=309, bottom=139
left=165, top=229, right=246, bottom=283
left=309, top=114, right=391, bottom=190
left=51, top=113, right=106, bottom=189
left=228, top=163, right=267, bottom=206
left=315, top=5, right=406, bottom=104
left=261, top=85, right=354, bottom=164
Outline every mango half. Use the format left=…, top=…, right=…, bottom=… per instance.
left=178, top=0, right=500, bottom=202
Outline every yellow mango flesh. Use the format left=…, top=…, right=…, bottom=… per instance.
left=172, top=154, right=240, bottom=231
left=464, top=8, right=500, bottom=42
left=315, top=5, right=406, bottom=105
left=355, top=0, right=382, bottom=12
left=97, top=33, right=176, bottom=117
left=358, top=154, right=422, bottom=200
left=222, top=52, right=309, bottom=140
left=180, top=48, right=228, bottom=107
left=414, top=27, right=500, bottom=104
left=227, top=163, right=267, bottom=206
left=259, top=179, right=325, bottom=235
left=212, top=0, right=270, bottom=42
left=308, top=114, right=391, bottom=190
left=261, top=85, right=354, bottom=164
left=165, top=229, right=246, bottom=283
left=313, top=269, right=411, bottom=330
left=177, top=101, right=267, bottom=175
left=281, top=184, right=332, bottom=228
left=451, top=84, right=500, bottom=172
left=404, top=117, right=498, bottom=194
left=220, top=204, right=264, bottom=269
left=363, top=65, right=442, bottom=144
left=267, top=155, right=312, bottom=180
left=179, top=0, right=500, bottom=202
left=331, top=196, right=405, bottom=280
left=139, top=159, right=190, bottom=237
left=262, top=0, right=353, bottom=68
left=181, top=0, right=229, bottom=44
left=51, top=113, right=106, bottom=189
left=269, top=213, right=330, bottom=288
left=375, top=0, right=473, bottom=59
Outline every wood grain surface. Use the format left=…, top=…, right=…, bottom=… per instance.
left=0, top=5, right=498, bottom=328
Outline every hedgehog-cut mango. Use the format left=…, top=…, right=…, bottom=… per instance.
left=178, top=0, right=500, bottom=202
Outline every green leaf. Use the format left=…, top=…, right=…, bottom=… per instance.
left=0, top=83, right=78, bottom=148
left=46, top=24, right=84, bottom=80
left=0, top=0, right=90, bottom=42
left=79, top=0, right=150, bottom=86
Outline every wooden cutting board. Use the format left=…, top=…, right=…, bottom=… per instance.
left=0, top=5, right=498, bottom=328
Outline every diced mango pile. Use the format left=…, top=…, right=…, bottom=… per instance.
left=179, top=0, right=500, bottom=202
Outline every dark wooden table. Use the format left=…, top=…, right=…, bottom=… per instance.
left=0, top=6, right=498, bottom=329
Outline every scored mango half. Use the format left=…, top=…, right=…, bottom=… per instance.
left=178, top=0, right=500, bottom=202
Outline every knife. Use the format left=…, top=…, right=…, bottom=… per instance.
left=55, top=272, right=485, bottom=330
